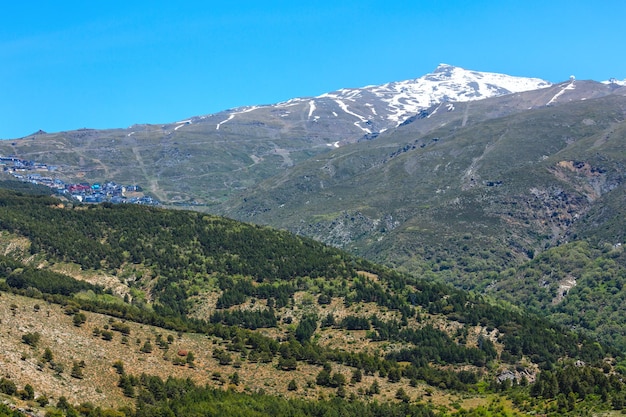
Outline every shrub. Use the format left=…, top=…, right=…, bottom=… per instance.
left=111, top=321, right=131, bottom=335
left=43, top=348, right=53, bottom=362
left=20, top=384, right=34, bottom=400
left=71, top=361, right=84, bottom=379
left=112, top=360, right=125, bottom=375
left=318, top=294, right=332, bottom=305
left=0, top=378, right=17, bottom=395
left=73, top=313, right=87, bottom=327
left=140, top=341, right=153, bottom=353
left=22, top=332, right=41, bottom=347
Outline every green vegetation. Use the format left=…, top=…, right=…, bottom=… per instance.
left=21, top=332, right=40, bottom=347
left=208, top=92, right=626, bottom=356
left=119, top=374, right=438, bottom=417
left=0, top=187, right=625, bottom=415
left=491, top=241, right=626, bottom=350
left=0, top=403, right=25, bottom=417
left=0, top=378, right=17, bottom=395
left=0, top=189, right=353, bottom=318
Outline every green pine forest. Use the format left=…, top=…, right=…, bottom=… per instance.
left=0, top=181, right=625, bottom=417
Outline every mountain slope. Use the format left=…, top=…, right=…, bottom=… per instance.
left=219, top=81, right=626, bottom=251
left=5, top=67, right=626, bottom=371
left=0, top=186, right=623, bottom=416
left=0, top=65, right=550, bottom=205
left=206, top=81, right=626, bottom=353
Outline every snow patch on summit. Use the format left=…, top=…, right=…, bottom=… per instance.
left=376, top=64, right=551, bottom=125
left=199, top=64, right=552, bottom=140
left=320, top=64, right=551, bottom=127
left=602, top=78, right=626, bottom=87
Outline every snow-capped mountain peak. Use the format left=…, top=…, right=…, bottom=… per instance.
left=205, top=65, right=552, bottom=141
left=424, top=63, right=550, bottom=92
left=342, top=64, right=552, bottom=125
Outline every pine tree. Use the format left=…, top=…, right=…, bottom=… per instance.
left=395, top=388, right=410, bottom=403
left=140, top=340, right=153, bottom=353
left=229, top=372, right=240, bottom=386
left=71, top=361, right=84, bottom=379
left=43, top=347, right=53, bottom=362
left=118, top=374, right=135, bottom=398
left=186, top=351, right=195, bottom=367
left=22, top=384, right=34, bottom=400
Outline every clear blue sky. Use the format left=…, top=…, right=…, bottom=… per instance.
left=2, top=1, right=625, bottom=139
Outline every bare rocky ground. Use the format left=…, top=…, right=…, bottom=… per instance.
left=0, top=290, right=326, bottom=409
left=0, top=289, right=496, bottom=413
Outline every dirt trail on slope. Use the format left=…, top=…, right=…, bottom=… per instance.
left=131, top=146, right=167, bottom=201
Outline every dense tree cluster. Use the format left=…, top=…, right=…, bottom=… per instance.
left=340, top=315, right=371, bottom=331
left=0, top=190, right=353, bottom=317
left=384, top=324, right=495, bottom=367
left=118, top=374, right=437, bottom=417
left=1, top=255, right=101, bottom=296
left=531, top=363, right=624, bottom=402
left=0, top=403, right=23, bottom=417
left=294, top=314, right=318, bottom=343
left=209, top=308, right=278, bottom=329
left=494, top=241, right=626, bottom=350
left=216, top=275, right=295, bottom=309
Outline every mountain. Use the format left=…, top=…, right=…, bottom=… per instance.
left=3, top=63, right=626, bottom=415
left=0, top=65, right=550, bottom=205
left=215, top=79, right=626, bottom=348
left=219, top=79, right=626, bottom=257
left=0, top=186, right=623, bottom=416
left=304, top=63, right=551, bottom=133
left=4, top=65, right=626, bottom=352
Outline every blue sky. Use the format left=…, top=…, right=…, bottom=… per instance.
left=2, top=1, right=625, bottom=139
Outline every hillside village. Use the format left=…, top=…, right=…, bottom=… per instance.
left=0, top=155, right=159, bottom=205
